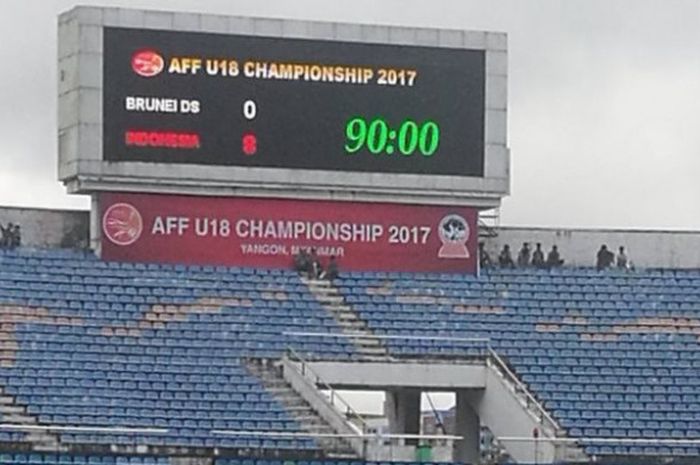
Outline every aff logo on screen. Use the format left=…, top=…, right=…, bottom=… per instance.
left=131, top=50, right=165, bottom=78
left=438, top=214, right=470, bottom=259
left=102, top=203, right=144, bottom=246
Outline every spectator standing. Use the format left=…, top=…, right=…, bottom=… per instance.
left=532, top=243, right=546, bottom=269
left=309, top=248, right=322, bottom=279
left=546, top=245, right=564, bottom=268
left=478, top=242, right=493, bottom=269
left=616, top=246, right=629, bottom=269
left=10, top=225, right=20, bottom=249
left=322, top=255, right=339, bottom=281
left=1, top=222, right=13, bottom=248
left=293, top=249, right=309, bottom=273
left=517, top=243, right=531, bottom=267
left=498, top=245, right=515, bottom=268
left=596, top=245, right=614, bottom=270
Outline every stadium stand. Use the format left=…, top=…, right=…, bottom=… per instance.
left=336, top=267, right=700, bottom=457
left=0, top=247, right=356, bottom=452
left=1, top=247, right=699, bottom=462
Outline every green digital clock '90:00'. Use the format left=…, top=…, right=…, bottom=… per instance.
left=344, top=117, right=440, bottom=157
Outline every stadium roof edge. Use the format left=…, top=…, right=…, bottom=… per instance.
left=60, top=4, right=508, bottom=38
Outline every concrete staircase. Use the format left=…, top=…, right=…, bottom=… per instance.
left=245, top=360, right=357, bottom=459
left=301, top=277, right=390, bottom=361
left=0, top=386, right=63, bottom=451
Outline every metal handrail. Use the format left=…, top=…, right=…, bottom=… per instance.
left=286, top=346, right=370, bottom=435
left=0, top=424, right=168, bottom=433
left=285, top=331, right=558, bottom=436
left=499, top=436, right=700, bottom=445
left=212, top=430, right=461, bottom=440
left=0, top=424, right=460, bottom=441
left=284, top=331, right=491, bottom=344
left=425, top=392, right=446, bottom=435
left=487, top=347, right=560, bottom=433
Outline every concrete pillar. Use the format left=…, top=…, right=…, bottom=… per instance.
left=455, top=389, right=481, bottom=464
left=385, top=388, right=421, bottom=442
left=90, top=195, right=101, bottom=254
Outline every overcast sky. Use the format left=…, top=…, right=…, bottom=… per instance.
left=0, top=0, right=698, bottom=230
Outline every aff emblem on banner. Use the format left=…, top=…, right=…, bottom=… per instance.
left=437, top=214, right=470, bottom=259
left=102, top=203, right=144, bottom=246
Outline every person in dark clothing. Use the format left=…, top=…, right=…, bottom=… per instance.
left=478, top=242, right=493, bottom=269
left=0, top=222, right=13, bottom=248
left=498, top=245, right=515, bottom=268
left=546, top=245, right=564, bottom=268
left=10, top=225, right=20, bottom=248
left=517, top=242, right=531, bottom=267
left=532, top=243, right=546, bottom=269
left=596, top=245, right=614, bottom=270
left=309, top=248, right=322, bottom=279
left=322, top=255, right=339, bottom=281
left=293, top=249, right=309, bottom=273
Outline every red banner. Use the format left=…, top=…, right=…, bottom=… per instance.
left=100, top=193, right=477, bottom=273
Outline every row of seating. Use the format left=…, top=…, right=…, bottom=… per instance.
left=584, top=444, right=700, bottom=456
left=0, top=250, right=351, bottom=451
left=345, top=290, right=700, bottom=302
left=57, top=436, right=314, bottom=449
left=0, top=455, right=486, bottom=465
left=0, top=273, right=299, bottom=286
left=338, top=266, right=700, bottom=457
left=2, top=248, right=698, bottom=459
left=0, top=455, right=168, bottom=465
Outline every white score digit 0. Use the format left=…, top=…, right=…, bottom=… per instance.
left=243, top=100, right=257, bottom=120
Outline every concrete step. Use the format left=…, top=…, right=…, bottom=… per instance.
left=326, top=452, right=359, bottom=459
left=277, top=396, right=310, bottom=406
left=0, top=391, right=62, bottom=448
left=311, top=285, right=338, bottom=292
left=0, top=404, right=26, bottom=417
left=357, top=343, right=386, bottom=351
left=330, top=305, right=353, bottom=312
left=339, top=321, right=365, bottom=330
left=273, top=390, right=306, bottom=400
left=358, top=348, right=388, bottom=356
left=362, top=355, right=393, bottom=362
left=283, top=404, right=316, bottom=413
left=26, top=433, right=57, bottom=442
left=2, top=415, right=36, bottom=424
left=316, top=296, right=343, bottom=304
left=307, top=281, right=330, bottom=286
left=32, top=443, right=64, bottom=452
left=246, top=360, right=357, bottom=458
left=264, top=385, right=294, bottom=393
left=299, top=422, right=336, bottom=432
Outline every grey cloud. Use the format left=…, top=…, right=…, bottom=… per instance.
left=0, top=0, right=698, bottom=227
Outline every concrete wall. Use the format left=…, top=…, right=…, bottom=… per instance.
left=2, top=202, right=699, bottom=271
left=306, top=361, right=486, bottom=390
left=0, top=206, right=88, bottom=249
left=466, top=367, right=557, bottom=464
left=484, top=226, right=700, bottom=269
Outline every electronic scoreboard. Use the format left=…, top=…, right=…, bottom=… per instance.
left=104, top=27, right=485, bottom=176
left=58, top=7, right=508, bottom=207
